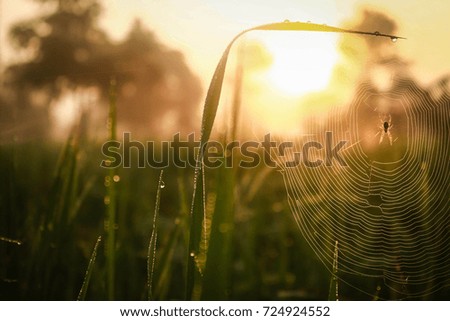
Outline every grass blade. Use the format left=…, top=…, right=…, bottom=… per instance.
left=186, top=24, right=237, bottom=300
left=77, top=236, right=102, bottom=301
left=27, top=130, right=80, bottom=299
left=201, top=164, right=234, bottom=300
left=0, top=236, right=22, bottom=245
left=187, top=20, right=404, bottom=300
left=147, top=170, right=164, bottom=300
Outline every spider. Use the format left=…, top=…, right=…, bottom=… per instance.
left=378, top=114, right=393, bottom=145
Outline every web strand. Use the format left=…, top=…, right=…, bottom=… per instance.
left=277, top=78, right=450, bottom=298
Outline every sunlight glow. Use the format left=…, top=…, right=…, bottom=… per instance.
left=240, top=32, right=340, bottom=135
left=262, top=32, right=339, bottom=97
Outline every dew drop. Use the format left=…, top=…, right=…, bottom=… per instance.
left=104, top=176, right=111, bottom=187
left=190, top=252, right=195, bottom=257
left=104, top=196, right=110, bottom=205
left=113, top=175, right=120, bottom=182
left=374, top=31, right=380, bottom=36
left=159, top=181, right=166, bottom=189
left=391, top=37, right=398, bottom=43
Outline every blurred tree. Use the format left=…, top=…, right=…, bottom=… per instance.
left=114, top=20, right=202, bottom=137
left=3, top=0, right=201, bottom=140
left=7, top=0, right=108, bottom=89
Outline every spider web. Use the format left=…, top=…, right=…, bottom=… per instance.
left=276, top=77, right=450, bottom=299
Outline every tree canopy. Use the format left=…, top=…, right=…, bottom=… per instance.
left=2, top=0, right=202, bottom=139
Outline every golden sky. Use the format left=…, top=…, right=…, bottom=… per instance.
left=1, top=0, right=449, bottom=88
left=101, top=0, right=450, bottom=88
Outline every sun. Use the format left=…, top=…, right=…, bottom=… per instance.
left=239, top=32, right=340, bottom=135
left=261, top=32, right=339, bottom=97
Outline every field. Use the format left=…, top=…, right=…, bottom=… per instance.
left=1, top=6, right=449, bottom=302
left=0, top=136, right=336, bottom=300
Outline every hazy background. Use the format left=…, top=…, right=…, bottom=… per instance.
left=2, top=0, right=449, bottom=86
left=0, top=0, right=448, bottom=300
left=1, top=0, right=449, bottom=140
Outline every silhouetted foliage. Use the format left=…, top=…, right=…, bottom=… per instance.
left=3, top=0, right=202, bottom=139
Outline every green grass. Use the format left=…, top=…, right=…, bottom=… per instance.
left=185, top=21, right=406, bottom=300
left=2, top=138, right=448, bottom=300
left=147, top=170, right=164, bottom=300
left=0, top=136, right=334, bottom=300
left=0, top=22, right=447, bottom=301
left=78, top=236, right=102, bottom=301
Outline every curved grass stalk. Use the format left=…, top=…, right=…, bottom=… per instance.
left=77, top=236, right=102, bottom=301
left=186, top=20, right=404, bottom=300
